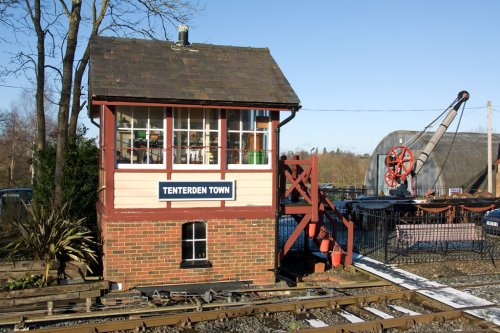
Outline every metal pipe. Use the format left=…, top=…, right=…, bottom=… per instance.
left=90, top=117, right=100, bottom=128
left=274, top=106, right=299, bottom=278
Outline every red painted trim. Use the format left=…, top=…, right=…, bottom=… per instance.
left=283, top=205, right=312, bottom=215
left=113, top=168, right=273, bottom=174
left=92, top=100, right=293, bottom=111
left=220, top=110, right=227, bottom=208
left=165, top=107, right=173, bottom=209
left=166, top=107, right=173, bottom=173
left=102, top=206, right=275, bottom=222
left=103, top=105, right=115, bottom=212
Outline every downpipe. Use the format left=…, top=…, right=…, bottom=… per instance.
left=274, top=106, right=299, bottom=278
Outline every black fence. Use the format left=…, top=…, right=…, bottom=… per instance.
left=353, top=208, right=499, bottom=264
left=320, top=187, right=367, bottom=200
left=279, top=205, right=499, bottom=265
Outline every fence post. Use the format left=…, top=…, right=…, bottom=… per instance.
left=291, top=155, right=300, bottom=203
left=279, top=155, right=287, bottom=201
left=384, top=211, right=389, bottom=263
left=311, top=154, right=319, bottom=223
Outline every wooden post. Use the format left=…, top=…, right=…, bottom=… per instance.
left=279, top=155, right=287, bottom=201
left=86, top=297, right=92, bottom=312
left=47, top=301, right=53, bottom=316
left=487, top=101, right=493, bottom=194
left=311, top=154, right=319, bottom=223
left=291, top=155, right=300, bottom=203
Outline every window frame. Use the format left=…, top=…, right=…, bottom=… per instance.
left=180, top=221, right=211, bottom=269
left=227, top=109, right=272, bottom=170
left=172, top=107, right=221, bottom=170
left=115, top=106, right=166, bottom=170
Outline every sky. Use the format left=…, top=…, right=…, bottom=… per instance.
left=0, top=1, right=499, bottom=155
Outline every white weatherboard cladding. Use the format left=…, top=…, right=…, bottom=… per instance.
left=114, top=172, right=272, bottom=208
left=114, top=172, right=166, bottom=208
left=224, top=172, right=273, bottom=207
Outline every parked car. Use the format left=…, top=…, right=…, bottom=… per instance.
left=482, top=208, right=500, bottom=235
left=0, top=188, right=32, bottom=223
left=321, top=183, right=334, bottom=190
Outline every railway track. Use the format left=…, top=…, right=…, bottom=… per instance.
left=1, top=285, right=498, bottom=333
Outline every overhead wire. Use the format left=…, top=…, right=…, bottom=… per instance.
left=300, top=106, right=486, bottom=112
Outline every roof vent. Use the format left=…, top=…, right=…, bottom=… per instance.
left=177, top=25, right=190, bottom=46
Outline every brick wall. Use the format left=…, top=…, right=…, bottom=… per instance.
left=100, top=217, right=276, bottom=290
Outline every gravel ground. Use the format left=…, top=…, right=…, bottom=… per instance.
left=2, top=260, right=498, bottom=333
left=396, top=260, right=499, bottom=279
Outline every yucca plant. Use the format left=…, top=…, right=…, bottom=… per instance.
left=4, top=202, right=98, bottom=285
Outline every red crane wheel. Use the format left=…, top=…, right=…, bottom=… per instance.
left=384, top=170, right=398, bottom=187
left=385, top=146, right=414, bottom=187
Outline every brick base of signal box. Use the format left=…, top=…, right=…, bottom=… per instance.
left=98, top=216, right=276, bottom=290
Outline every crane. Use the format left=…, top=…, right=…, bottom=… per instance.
left=384, top=90, right=469, bottom=196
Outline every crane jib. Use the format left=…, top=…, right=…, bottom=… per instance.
left=384, top=90, right=469, bottom=191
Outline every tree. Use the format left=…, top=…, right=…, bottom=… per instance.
left=0, top=91, right=57, bottom=188
left=0, top=0, right=203, bottom=207
left=34, top=129, right=99, bottom=229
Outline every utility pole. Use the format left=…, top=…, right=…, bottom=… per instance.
left=487, top=101, right=492, bottom=194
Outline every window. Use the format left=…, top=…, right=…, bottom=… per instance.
left=181, top=221, right=211, bottom=268
left=115, top=106, right=165, bottom=168
left=173, top=108, right=219, bottom=168
left=227, top=110, right=270, bottom=167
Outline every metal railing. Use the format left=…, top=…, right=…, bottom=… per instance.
left=353, top=208, right=499, bottom=264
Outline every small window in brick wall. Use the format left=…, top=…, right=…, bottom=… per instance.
left=180, top=221, right=212, bottom=269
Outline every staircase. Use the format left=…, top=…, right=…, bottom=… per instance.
left=278, top=155, right=354, bottom=267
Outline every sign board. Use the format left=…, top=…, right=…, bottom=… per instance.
left=448, top=187, right=463, bottom=196
left=159, top=181, right=235, bottom=201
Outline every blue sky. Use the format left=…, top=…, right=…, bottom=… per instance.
left=0, top=1, right=499, bottom=155
left=190, top=1, right=500, bottom=154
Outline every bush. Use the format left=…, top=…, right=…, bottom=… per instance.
left=4, top=202, right=98, bottom=284
left=4, top=274, right=45, bottom=291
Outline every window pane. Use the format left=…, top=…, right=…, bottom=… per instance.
left=242, top=133, right=252, bottom=150
left=174, top=108, right=188, bottom=129
left=189, top=147, right=202, bottom=164
left=183, top=223, right=194, bottom=239
left=227, top=111, right=240, bottom=131
left=134, top=106, right=149, bottom=128
left=256, top=114, right=269, bottom=131
left=227, top=132, right=240, bottom=149
left=242, top=110, right=254, bottom=131
left=150, top=108, right=164, bottom=129
left=150, top=148, right=163, bottom=164
left=190, top=108, right=203, bottom=130
left=117, top=107, right=133, bottom=128
left=206, top=110, right=218, bottom=129
left=194, top=241, right=206, bottom=259
left=182, top=241, right=193, bottom=260
left=189, top=131, right=203, bottom=146
left=174, top=131, right=188, bottom=147
left=208, top=147, right=218, bottom=164
left=174, top=147, right=187, bottom=164
left=194, top=222, right=206, bottom=238
left=116, top=147, right=131, bottom=164
left=149, top=130, right=162, bottom=148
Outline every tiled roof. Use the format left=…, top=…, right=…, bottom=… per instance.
left=89, top=36, right=300, bottom=109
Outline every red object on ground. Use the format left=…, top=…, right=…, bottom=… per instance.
left=331, top=244, right=342, bottom=268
